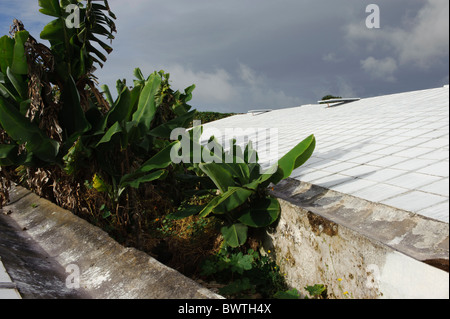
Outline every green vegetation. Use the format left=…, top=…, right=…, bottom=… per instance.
left=170, top=134, right=315, bottom=248
left=274, top=285, right=328, bottom=299
left=0, top=0, right=316, bottom=299
left=321, top=94, right=342, bottom=101
left=199, top=246, right=288, bottom=298
left=190, top=111, right=237, bottom=126
left=320, top=94, right=342, bottom=104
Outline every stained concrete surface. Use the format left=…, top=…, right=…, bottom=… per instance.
left=263, top=178, right=449, bottom=299
left=0, top=211, right=88, bottom=299
left=0, top=185, right=222, bottom=299
left=0, top=256, right=21, bottom=299
left=271, top=179, right=449, bottom=265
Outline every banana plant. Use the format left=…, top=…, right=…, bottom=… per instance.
left=170, top=132, right=316, bottom=248
left=95, top=69, right=196, bottom=151
left=90, top=140, right=182, bottom=204
left=0, top=30, right=60, bottom=165
left=1, top=0, right=117, bottom=168
left=64, top=69, right=196, bottom=201
left=38, top=0, right=117, bottom=154
left=39, top=0, right=116, bottom=83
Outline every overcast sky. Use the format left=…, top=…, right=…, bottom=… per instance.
left=0, top=0, right=448, bottom=113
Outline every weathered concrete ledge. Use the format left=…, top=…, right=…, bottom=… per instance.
left=0, top=185, right=223, bottom=299
left=265, top=178, right=449, bottom=299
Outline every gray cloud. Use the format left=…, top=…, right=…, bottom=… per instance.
left=346, top=0, right=449, bottom=79
left=1, top=0, right=448, bottom=113
left=361, top=57, right=398, bottom=82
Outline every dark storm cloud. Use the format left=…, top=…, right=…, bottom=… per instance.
left=1, top=1, right=448, bottom=113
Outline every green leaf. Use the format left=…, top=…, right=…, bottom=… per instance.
left=134, top=140, right=179, bottom=174
left=221, top=223, right=248, bottom=248
left=0, top=82, right=17, bottom=101
left=172, top=84, right=196, bottom=115
left=229, top=252, right=254, bottom=274
left=96, top=121, right=122, bottom=147
left=196, top=186, right=254, bottom=218
left=198, top=195, right=223, bottom=218
left=88, top=34, right=113, bottom=54
left=0, top=144, right=19, bottom=166
left=120, top=170, right=167, bottom=189
left=19, top=99, right=31, bottom=116
left=0, top=96, right=59, bottom=163
left=108, top=86, right=133, bottom=124
left=148, top=109, right=196, bottom=138
left=133, top=68, right=145, bottom=81
left=132, top=73, right=162, bottom=131
left=238, top=197, right=280, bottom=228
left=0, top=36, right=14, bottom=74
left=59, top=75, right=91, bottom=138
left=269, top=134, right=316, bottom=185
left=38, top=0, right=62, bottom=18
left=101, top=84, right=114, bottom=106
left=102, top=209, right=112, bottom=219
left=274, top=289, right=300, bottom=299
left=6, top=67, right=27, bottom=100
left=200, top=259, right=219, bottom=277
left=305, top=284, right=327, bottom=298
left=92, top=173, right=112, bottom=194
left=86, top=42, right=107, bottom=62
left=212, top=186, right=254, bottom=215
left=183, top=84, right=195, bottom=102
left=11, top=31, right=29, bottom=75
left=119, top=141, right=180, bottom=185
left=198, top=162, right=236, bottom=193
left=40, top=18, right=65, bottom=42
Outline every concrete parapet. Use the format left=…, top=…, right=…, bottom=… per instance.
left=265, top=178, right=449, bottom=299
left=0, top=185, right=222, bottom=299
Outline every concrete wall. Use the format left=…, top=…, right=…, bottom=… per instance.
left=0, top=185, right=222, bottom=299
left=264, top=179, right=449, bottom=299
left=2, top=181, right=448, bottom=299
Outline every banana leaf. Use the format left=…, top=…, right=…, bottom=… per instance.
left=0, top=36, right=14, bottom=74
left=107, top=86, right=133, bottom=124
left=262, top=134, right=316, bottom=186
left=221, top=223, right=248, bottom=248
left=7, top=67, right=27, bottom=100
left=95, top=121, right=124, bottom=151
left=132, top=73, right=162, bottom=131
left=38, top=0, right=62, bottom=18
left=0, top=81, right=16, bottom=101
left=198, top=162, right=236, bottom=194
left=0, top=96, right=59, bottom=163
left=59, top=75, right=91, bottom=141
left=11, top=31, right=29, bottom=75
left=119, top=140, right=180, bottom=186
left=147, top=109, right=197, bottom=138
left=100, top=84, right=114, bottom=106
left=0, top=144, right=18, bottom=166
left=238, top=197, right=280, bottom=228
left=120, top=170, right=167, bottom=189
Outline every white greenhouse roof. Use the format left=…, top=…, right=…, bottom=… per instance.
left=201, top=85, right=449, bottom=223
